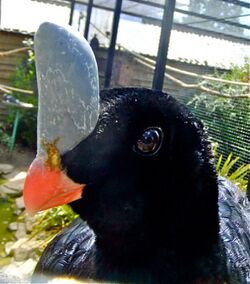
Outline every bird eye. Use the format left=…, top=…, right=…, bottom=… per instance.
left=133, top=127, right=163, bottom=156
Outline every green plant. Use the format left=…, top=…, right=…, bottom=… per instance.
left=216, top=152, right=250, bottom=191
left=0, top=175, right=6, bottom=186
left=27, top=205, right=78, bottom=252
left=187, top=59, right=250, bottom=166
left=5, top=40, right=37, bottom=148
left=0, top=122, right=11, bottom=146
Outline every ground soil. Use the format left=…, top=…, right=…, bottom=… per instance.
left=0, top=144, right=35, bottom=171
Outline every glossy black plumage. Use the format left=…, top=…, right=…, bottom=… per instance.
left=33, top=88, right=250, bottom=283
left=219, top=177, right=250, bottom=283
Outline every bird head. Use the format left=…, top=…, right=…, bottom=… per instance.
left=24, top=23, right=219, bottom=253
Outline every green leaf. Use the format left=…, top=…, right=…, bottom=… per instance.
left=230, top=164, right=250, bottom=181
left=216, top=154, right=223, bottom=172
left=215, top=151, right=249, bottom=191
left=220, top=153, right=240, bottom=176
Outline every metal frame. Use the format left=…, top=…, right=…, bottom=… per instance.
left=28, top=0, right=250, bottom=190
left=126, top=0, right=249, bottom=30
left=175, top=8, right=249, bottom=30
left=152, top=0, right=176, bottom=90
left=104, top=0, right=123, bottom=88
left=73, top=0, right=249, bottom=44
left=220, top=0, right=250, bottom=8
left=72, top=0, right=249, bottom=89
left=35, top=0, right=250, bottom=9
left=4, top=0, right=248, bottom=188
left=84, top=0, right=93, bottom=39
left=69, top=0, right=76, bottom=25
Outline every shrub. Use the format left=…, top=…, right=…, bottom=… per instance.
left=187, top=59, right=250, bottom=166
left=215, top=152, right=250, bottom=191
left=5, top=40, right=37, bottom=148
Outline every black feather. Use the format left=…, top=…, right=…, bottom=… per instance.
left=33, top=88, right=250, bottom=283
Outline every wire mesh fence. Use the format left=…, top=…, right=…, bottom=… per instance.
left=176, top=92, right=250, bottom=167
left=0, top=0, right=249, bottom=170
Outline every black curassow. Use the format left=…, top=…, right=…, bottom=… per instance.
left=23, top=23, right=250, bottom=284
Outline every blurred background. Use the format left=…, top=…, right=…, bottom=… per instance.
left=0, top=0, right=249, bottom=281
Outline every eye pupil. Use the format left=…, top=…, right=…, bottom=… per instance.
left=143, top=132, right=155, bottom=143
left=135, top=128, right=163, bottom=156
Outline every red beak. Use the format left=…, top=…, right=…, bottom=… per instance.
left=23, top=157, right=85, bottom=215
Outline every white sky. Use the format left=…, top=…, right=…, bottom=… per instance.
left=1, top=0, right=249, bottom=68
left=1, top=0, right=70, bottom=32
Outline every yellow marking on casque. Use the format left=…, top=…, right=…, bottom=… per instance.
left=42, top=138, right=61, bottom=170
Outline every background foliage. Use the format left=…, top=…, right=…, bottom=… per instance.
left=3, top=40, right=37, bottom=148
left=186, top=59, right=250, bottom=168
left=0, top=46, right=249, bottom=259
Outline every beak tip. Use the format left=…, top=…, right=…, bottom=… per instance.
left=23, top=157, right=85, bottom=214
